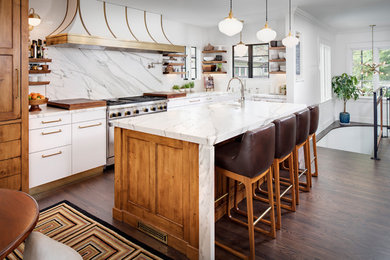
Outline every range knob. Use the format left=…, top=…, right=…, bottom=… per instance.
left=158, top=106, right=163, bottom=110
left=125, top=111, right=131, bottom=116
left=110, top=113, right=117, bottom=118
left=117, top=112, right=122, bottom=117
left=144, top=108, right=149, bottom=112
left=134, top=109, right=139, bottom=114
left=163, top=105, right=167, bottom=110
left=151, top=107, right=157, bottom=111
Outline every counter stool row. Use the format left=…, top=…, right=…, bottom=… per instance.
left=215, top=105, right=320, bottom=260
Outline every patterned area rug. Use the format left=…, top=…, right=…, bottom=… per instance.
left=6, top=201, right=170, bottom=260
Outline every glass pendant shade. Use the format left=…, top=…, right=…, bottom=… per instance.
left=257, top=23, right=277, bottom=43
left=28, top=8, right=41, bottom=26
left=235, top=42, right=248, bottom=57
left=218, top=13, right=243, bottom=37
left=282, top=32, right=299, bottom=48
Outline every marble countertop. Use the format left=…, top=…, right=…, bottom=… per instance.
left=29, top=105, right=106, bottom=119
left=114, top=100, right=306, bottom=145
left=169, top=91, right=286, bottom=101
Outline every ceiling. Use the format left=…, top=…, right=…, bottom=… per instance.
left=107, top=0, right=390, bottom=31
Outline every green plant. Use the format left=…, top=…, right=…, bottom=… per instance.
left=332, top=73, right=359, bottom=113
left=216, top=63, right=223, bottom=71
left=172, top=85, right=180, bottom=90
left=189, top=82, right=195, bottom=89
left=182, top=83, right=190, bottom=89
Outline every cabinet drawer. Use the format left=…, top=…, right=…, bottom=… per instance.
left=0, top=174, right=21, bottom=190
left=29, top=145, right=71, bottom=188
left=72, top=109, right=106, bottom=124
left=0, top=123, right=20, bottom=142
left=72, top=119, right=106, bottom=174
left=0, top=140, right=21, bottom=161
left=29, top=124, right=71, bottom=153
left=0, top=157, right=21, bottom=179
left=30, top=113, right=71, bottom=130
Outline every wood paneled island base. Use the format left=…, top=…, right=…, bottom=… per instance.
left=113, top=127, right=200, bottom=259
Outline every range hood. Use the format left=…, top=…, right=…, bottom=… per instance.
left=45, top=0, right=185, bottom=54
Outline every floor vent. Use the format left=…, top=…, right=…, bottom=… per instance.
left=137, top=221, right=168, bottom=244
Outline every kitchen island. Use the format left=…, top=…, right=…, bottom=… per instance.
left=112, top=100, right=306, bottom=259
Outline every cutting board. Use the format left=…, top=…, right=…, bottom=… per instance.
left=47, top=99, right=107, bottom=110
left=143, top=92, right=187, bottom=98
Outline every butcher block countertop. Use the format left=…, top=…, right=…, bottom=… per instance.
left=47, top=98, right=106, bottom=110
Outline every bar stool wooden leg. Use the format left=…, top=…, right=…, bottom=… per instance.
left=293, top=147, right=300, bottom=205
left=303, top=141, right=312, bottom=189
left=245, top=181, right=256, bottom=260
left=288, top=154, right=297, bottom=211
left=266, top=169, right=276, bottom=238
left=273, top=159, right=282, bottom=230
left=312, top=134, right=319, bottom=177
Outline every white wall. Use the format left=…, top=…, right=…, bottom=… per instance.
left=332, top=27, right=390, bottom=124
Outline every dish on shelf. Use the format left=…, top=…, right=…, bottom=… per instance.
left=279, top=52, right=285, bottom=59
left=280, top=65, right=286, bottom=71
left=203, top=57, right=214, bottom=61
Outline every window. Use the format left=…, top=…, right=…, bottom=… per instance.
left=352, top=49, right=373, bottom=95
left=320, top=44, right=332, bottom=102
left=379, top=48, right=390, bottom=87
left=232, top=44, right=269, bottom=78
left=186, top=46, right=197, bottom=80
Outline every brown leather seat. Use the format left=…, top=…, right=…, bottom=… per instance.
left=308, top=105, right=319, bottom=135
left=215, top=123, right=275, bottom=178
left=294, top=108, right=310, bottom=145
left=273, top=115, right=296, bottom=159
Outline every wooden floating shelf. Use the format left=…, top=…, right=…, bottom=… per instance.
left=202, top=61, right=227, bottom=64
left=29, top=81, right=50, bottom=86
left=202, top=50, right=227, bottom=54
left=269, top=47, right=286, bottom=50
left=29, top=58, right=52, bottom=63
left=269, top=71, right=286, bottom=74
left=203, top=71, right=227, bottom=74
left=29, top=70, right=51, bottom=74
left=269, top=59, right=286, bottom=62
left=164, top=63, right=185, bottom=66
left=163, top=71, right=186, bottom=75
left=163, top=54, right=187, bottom=57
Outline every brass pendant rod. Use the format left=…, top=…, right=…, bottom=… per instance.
left=125, top=7, right=139, bottom=41
left=160, top=15, right=173, bottom=45
left=78, top=0, right=91, bottom=35
left=48, top=0, right=70, bottom=36
left=103, top=2, right=116, bottom=38
left=144, top=11, right=157, bottom=43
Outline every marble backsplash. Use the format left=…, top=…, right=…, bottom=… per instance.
left=29, top=47, right=185, bottom=100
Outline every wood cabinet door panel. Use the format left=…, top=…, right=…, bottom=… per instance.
left=0, top=157, right=21, bottom=178
left=0, top=140, right=21, bottom=160
left=0, top=123, right=20, bottom=142
left=0, top=0, right=13, bottom=49
left=0, top=0, right=20, bottom=121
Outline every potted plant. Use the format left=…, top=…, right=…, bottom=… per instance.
left=332, top=73, right=359, bottom=125
left=188, top=81, right=195, bottom=92
left=172, top=85, right=180, bottom=92
left=180, top=84, right=187, bottom=93
left=216, top=63, right=223, bottom=72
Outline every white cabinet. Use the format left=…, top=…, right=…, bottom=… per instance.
left=71, top=118, right=106, bottom=174
left=29, top=145, right=71, bottom=188
left=29, top=124, right=71, bottom=153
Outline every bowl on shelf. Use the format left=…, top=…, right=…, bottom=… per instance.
left=202, top=64, right=217, bottom=72
left=29, top=98, right=48, bottom=112
left=203, top=57, right=214, bottom=61
left=278, top=52, right=285, bottom=59
left=280, top=65, right=286, bottom=71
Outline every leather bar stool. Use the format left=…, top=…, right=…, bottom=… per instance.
left=293, top=108, right=311, bottom=205
left=308, top=105, right=319, bottom=177
left=215, top=124, right=276, bottom=260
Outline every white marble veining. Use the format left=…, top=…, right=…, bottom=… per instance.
left=29, top=105, right=106, bottom=119
left=114, top=100, right=307, bottom=145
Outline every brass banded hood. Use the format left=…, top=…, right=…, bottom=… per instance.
left=45, top=0, right=185, bottom=53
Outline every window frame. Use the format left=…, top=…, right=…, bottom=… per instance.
left=319, top=43, right=332, bottom=103
left=185, top=46, right=198, bottom=80
left=232, top=43, right=269, bottom=78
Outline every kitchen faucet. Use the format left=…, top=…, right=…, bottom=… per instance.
left=227, top=77, right=245, bottom=104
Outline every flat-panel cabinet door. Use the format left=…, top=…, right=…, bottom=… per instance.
left=72, top=119, right=106, bottom=174
left=0, top=0, right=21, bottom=121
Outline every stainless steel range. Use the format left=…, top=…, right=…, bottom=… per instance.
left=105, top=96, right=168, bottom=165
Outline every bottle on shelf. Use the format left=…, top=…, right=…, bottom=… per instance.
left=41, top=40, right=46, bottom=59
left=37, top=39, right=42, bottom=58
left=31, top=40, right=37, bottom=59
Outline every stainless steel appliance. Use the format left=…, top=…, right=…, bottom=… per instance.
left=105, top=96, right=168, bottom=165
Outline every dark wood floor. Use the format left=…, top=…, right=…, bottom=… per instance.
left=34, top=139, right=390, bottom=260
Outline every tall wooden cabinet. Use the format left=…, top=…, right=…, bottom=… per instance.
left=0, top=0, right=29, bottom=191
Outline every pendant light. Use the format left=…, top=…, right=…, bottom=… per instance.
left=235, top=28, right=248, bottom=57
left=282, top=0, right=299, bottom=48
left=256, top=0, right=276, bottom=43
left=361, top=25, right=387, bottom=76
left=28, top=8, right=41, bottom=27
left=218, top=0, right=243, bottom=37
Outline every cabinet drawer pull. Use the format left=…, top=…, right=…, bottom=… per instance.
left=189, top=99, right=201, bottom=103
left=42, top=151, right=62, bottom=158
left=42, top=119, right=62, bottom=124
left=78, top=122, right=102, bottom=129
left=41, top=129, right=62, bottom=135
